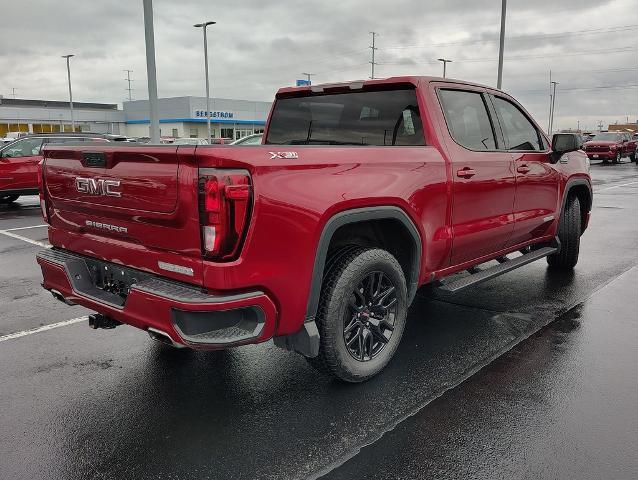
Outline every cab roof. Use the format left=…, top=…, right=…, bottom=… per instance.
left=275, top=76, right=498, bottom=97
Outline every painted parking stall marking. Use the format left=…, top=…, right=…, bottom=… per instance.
left=0, top=229, right=50, bottom=248
left=0, top=316, right=87, bottom=343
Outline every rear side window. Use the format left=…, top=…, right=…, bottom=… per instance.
left=265, top=88, right=425, bottom=146
left=438, top=89, right=497, bottom=150
left=492, top=97, right=542, bottom=151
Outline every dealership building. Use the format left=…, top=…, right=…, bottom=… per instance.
left=123, top=96, right=272, bottom=140
left=0, top=97, right=124, bottom=136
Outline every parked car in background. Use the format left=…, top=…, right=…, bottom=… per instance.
left=0, top=133, right=110, bottom=204
left=103, top=134, right=131, bottom=142
left=173, top=137, right=210, bottom=145
left=230, top=133, right=263, bottom=145
left=209, top=137, right=233, bottom=144
left=582, top=132, right=636, bottom=163
left=1, top=131, right=28, bottom=145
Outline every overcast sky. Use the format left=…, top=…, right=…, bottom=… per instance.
left=2, top=0, right=637, bottom=132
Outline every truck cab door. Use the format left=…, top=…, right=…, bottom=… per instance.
left=489, top=95, right=560, bottom=247
left=437, top=87, right=516, bottom=265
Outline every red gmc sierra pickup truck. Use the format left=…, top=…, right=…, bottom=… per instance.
left=36, top=76, right=592, bottom=382
left=582, top=131, right=637, bottom=164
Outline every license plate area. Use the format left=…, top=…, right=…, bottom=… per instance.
left=84, top=258, right=150, bottom=302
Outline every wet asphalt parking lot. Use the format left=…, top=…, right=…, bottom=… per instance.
left=1, top=160, right=638, bottom=480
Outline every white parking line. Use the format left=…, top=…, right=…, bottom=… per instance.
left=0, top=229, right=50, bottom=248
left=0, top=316, right=87, bottom=343
left=596, top=181, right=638, bottom=192
left=4, top=224, right=47, bottom=232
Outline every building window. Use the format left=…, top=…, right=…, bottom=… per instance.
left=221, top=128, right=234, bottom=140
left=235, top=128, right=253, bottom=140
left=171, top=128, right=178, bottom=138
left=190, top=128, right=198, bottom=138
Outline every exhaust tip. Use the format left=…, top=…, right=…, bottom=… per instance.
left=50, top=289, right=77, bottom=306
left=148, top=327, right=184, bottom=348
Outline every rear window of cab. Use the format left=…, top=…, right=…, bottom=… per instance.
left=266, top=88, right=425, bottom=146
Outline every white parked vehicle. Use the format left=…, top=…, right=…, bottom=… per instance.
left=1, top=131, right=27, bottom=144
left=230, top=133, right=263, bottom=145
left=172, top=137, right=210, bottom=145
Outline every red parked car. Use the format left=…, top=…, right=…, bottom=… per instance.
left=0, top=133, right=109, bottom=204
left=582, top=131, right=637, bottom=163
left=36, top=77, right=592, bottom=382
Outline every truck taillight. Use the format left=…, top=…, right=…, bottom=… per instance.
left=198, top=169, right=252, bottom=260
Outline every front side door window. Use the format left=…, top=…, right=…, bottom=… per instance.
left=492, top=97, right=542, bottom=151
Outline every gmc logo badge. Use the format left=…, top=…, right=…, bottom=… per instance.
left=75, top=177, right=122, bottom=197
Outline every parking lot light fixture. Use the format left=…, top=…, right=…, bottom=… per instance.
left=437, top=58, right=452, bottom=78
left=194, top=21, right=216, bottom=142
left=61, top=54, right=75, bottom=131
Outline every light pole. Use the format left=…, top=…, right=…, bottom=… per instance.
left=301, top=72, right=314, bottom=85
left=61, top=54, right=75, bottom=131
left=194, top=21, right=216, bottom=142
left=497, top=0, right=507, bottom=89
left=143, top=0, right=160, bottom=144
left=437, top=58, right=452, bottom=78
left=369, top=32, right=378, bottom=79
left=549, top=81, right=559, bottom=135
left=124, top=69, right=133, bottom=101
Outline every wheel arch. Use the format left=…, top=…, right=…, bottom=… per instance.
left=562, top=178, right=592, bottom=233
left=304, top=206, right=422, bottom=324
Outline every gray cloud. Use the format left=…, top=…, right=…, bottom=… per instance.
left=0, top=0, right=636, bottom=131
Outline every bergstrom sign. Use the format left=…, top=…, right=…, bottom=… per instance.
left=194, top=110, right=234, bottom=119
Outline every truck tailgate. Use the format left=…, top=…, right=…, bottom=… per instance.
left=42, top=144, right=204, bottom=285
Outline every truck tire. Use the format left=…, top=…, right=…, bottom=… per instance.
left=0, top=194, right=19, bottom=204
left=307, top=247, right=408, bottom=382
left=612, top=151, right=621, bottom=164
left=547, top=195, right=581, bottom=270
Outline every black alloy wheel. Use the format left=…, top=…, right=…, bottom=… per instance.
left=343, top=271, right=397, bottom=362
left=307, top=247, right=408, bottom=382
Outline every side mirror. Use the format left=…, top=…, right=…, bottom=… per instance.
left=550, top=133, right=580, bottom=163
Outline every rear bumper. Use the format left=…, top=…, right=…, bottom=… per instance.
left=36, top=248, right=278, bottom=349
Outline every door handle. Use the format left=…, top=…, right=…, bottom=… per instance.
left=516, top=165, right=531, bottom=174
left=456, top=167, right=476, bottom=178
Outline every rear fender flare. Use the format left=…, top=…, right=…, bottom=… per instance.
left=304, top=206, right=422, bottom=323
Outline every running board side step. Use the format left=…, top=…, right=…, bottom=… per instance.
left=437, top=246, right=558, bottom=294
